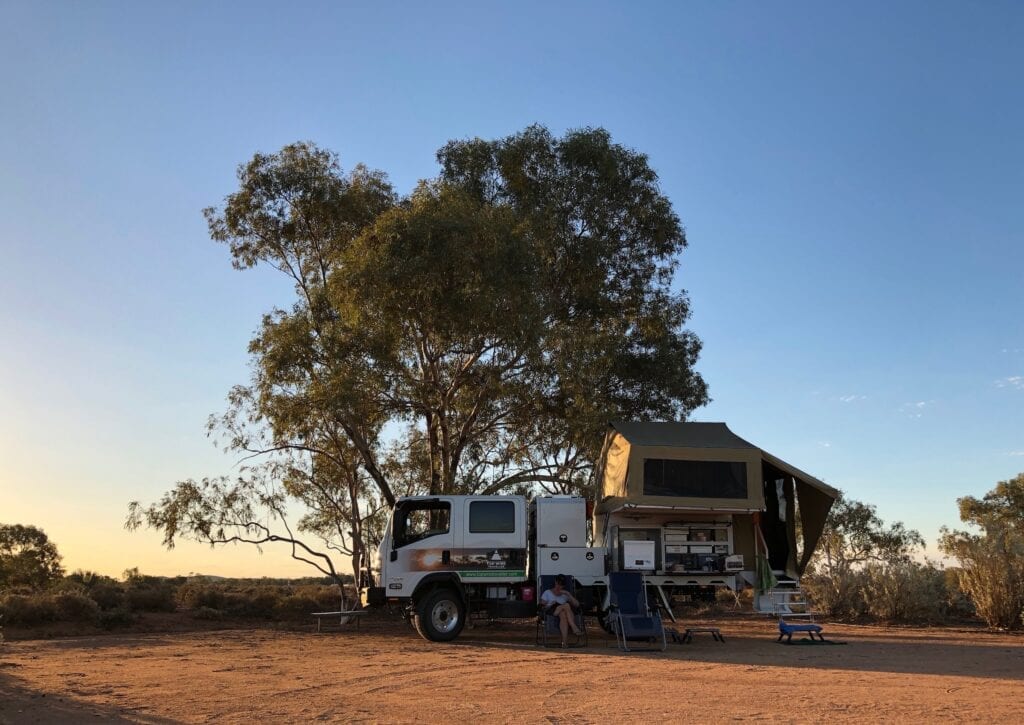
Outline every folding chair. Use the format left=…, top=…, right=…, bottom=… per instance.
left=536, top=575, right=588, bottom=648
left=606, top=571, right=667, bottom=652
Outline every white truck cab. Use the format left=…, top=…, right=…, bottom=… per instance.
left=364, top=495, right=536, bottom=640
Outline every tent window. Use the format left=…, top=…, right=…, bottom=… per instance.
left=642, top=459, right=747, bottom=499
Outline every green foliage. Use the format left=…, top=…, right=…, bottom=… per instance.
left=940, top=474, right=1024, bottom=630
left=0, top=524, right=65, bottom=588
left=130, top=127, right=708, bottom=584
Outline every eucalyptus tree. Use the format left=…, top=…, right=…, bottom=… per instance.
left=128, top=127, right=708, bottom=585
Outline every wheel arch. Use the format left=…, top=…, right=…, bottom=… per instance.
left=411, top=573, right=465, bottom=604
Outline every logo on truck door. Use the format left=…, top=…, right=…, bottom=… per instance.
left=453, top=548, right=526, bottom=578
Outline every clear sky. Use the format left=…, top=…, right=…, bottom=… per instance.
left=1, top=1, right=1021, bottom=578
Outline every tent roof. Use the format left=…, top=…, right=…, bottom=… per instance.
left=610, top=421, right=757, bottom=449
left=609, top=421, right=839, bottom=499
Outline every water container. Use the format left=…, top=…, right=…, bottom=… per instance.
left=521, top=585, right=535, bottom=602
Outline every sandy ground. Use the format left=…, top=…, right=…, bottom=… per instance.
left=1, top=615, right=1021, bottom=723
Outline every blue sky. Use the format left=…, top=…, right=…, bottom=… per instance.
left=1, top=1, right=1021, bottom=577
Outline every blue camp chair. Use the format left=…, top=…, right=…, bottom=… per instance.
left=536, top=575, right=588, bottom=648
left=606, top=571, right=667, bottom=652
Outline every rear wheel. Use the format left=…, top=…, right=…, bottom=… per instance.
left=413, top=588, right=466, bottom=642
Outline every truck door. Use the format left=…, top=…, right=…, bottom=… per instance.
left=385, top=498, right=455, bottom=597
left=453, top=498, right=527, bottom=582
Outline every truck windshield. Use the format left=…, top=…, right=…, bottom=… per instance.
left=393, top=501, right=451, bottom=547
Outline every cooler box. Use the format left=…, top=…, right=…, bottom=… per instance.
left=622, top=540, right=656, bottom=571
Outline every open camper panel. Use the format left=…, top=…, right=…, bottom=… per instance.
left=594, top=422, right=838, bottom=584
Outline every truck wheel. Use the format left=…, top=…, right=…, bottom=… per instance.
left=413, top=588, right=466, bottom=642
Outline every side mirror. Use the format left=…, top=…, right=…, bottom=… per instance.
left=390, top=550, right=398, bottom=562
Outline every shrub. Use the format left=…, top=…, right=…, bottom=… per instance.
left=99, top=607, right=138, bottom=629
left=275, top=594, right=322, bottom=618
left=0, top=593, right=59, bottom=626
left=942, top=529, right=1024, bottom=630
left=191, top=606, right=223, bottom=620
left=862, top=561, right=948, bottom=623
left=230, top=589, right=281, bottom=618
left=126, top=585, right=176, bottom=612
left=53, top=590, right=101, bottom=623
left=176, top=583, right=224, bottom=610
left=88, top=581, right=127, bottom=611
left=804, top=569, right=868, bottom=619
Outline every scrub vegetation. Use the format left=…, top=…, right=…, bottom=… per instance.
left=803, top=473, right=1024, bottom=629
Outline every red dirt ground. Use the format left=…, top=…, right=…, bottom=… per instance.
left=1, top=615, right=1021, bottom=723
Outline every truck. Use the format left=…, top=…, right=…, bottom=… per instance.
left=359, top=422, right=839, bottom=641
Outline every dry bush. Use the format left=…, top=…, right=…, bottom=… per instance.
left=87, top=581, right=127, bottom=610
left=190, top=606, right=224, bottom=620
left=862, top=561, right=948, bottom=623
left=176, top=582, right=225, bottom=610
left=0, top=593, right=58, bottom=626
left=803, top=570, right=868, bottom=619
left=942, top=530, right=1024, bottom=630
left=126, top=585, right=177, bottom=612
left=53, top=590, right=101, bottom=623
left=98, top=607, right=138, bottom=629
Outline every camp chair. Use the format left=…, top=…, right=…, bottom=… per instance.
left=536, top=575, right=588, bottom=648
left=606, top=571, right=667, bottom=652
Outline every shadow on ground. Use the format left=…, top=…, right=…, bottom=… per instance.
left=0, top=670, right=175, bottom=724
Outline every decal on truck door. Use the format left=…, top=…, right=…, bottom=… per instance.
left=404, top=547, right=526, bottom=577
left=452, top=548, right=526, bottom=578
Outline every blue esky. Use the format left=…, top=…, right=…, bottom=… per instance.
left=1, top=0, right=1021, bottom=577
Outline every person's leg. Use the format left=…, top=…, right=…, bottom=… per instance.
left=559, top=603, right=581, bottom=635
left=557, top=607, right=569, bottom=644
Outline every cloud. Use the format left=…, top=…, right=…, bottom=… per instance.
left=838, top=394, right=866, bottom=403
left=995, top=376, right=1024, bottom=390
left=1009, top=451, right=1024, bottom=457
left=898, top=400, right=934, bottom=419
left=818, top=441, right=832, bottom=448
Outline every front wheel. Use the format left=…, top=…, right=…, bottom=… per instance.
left=413, top=588, right=466, bottom=642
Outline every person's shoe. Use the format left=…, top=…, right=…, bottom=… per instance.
left=561, top=640, right=568, bottom=648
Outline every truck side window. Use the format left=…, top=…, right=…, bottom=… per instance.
left=469, top=500, right=515, bottom=533
left=394, top=502, right=451, bottom=547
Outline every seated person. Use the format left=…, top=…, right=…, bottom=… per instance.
left=540, top=574, right=582, bottom=646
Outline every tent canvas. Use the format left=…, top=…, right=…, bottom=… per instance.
left=595, top=422, right=839, bottom=576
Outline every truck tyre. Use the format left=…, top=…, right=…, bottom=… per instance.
left=413, top=588, right=466, bottom=642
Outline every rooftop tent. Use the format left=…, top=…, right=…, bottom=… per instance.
left=597, top=422, right=766, bottom=511
left=595, top=422, right=840, bottom=576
